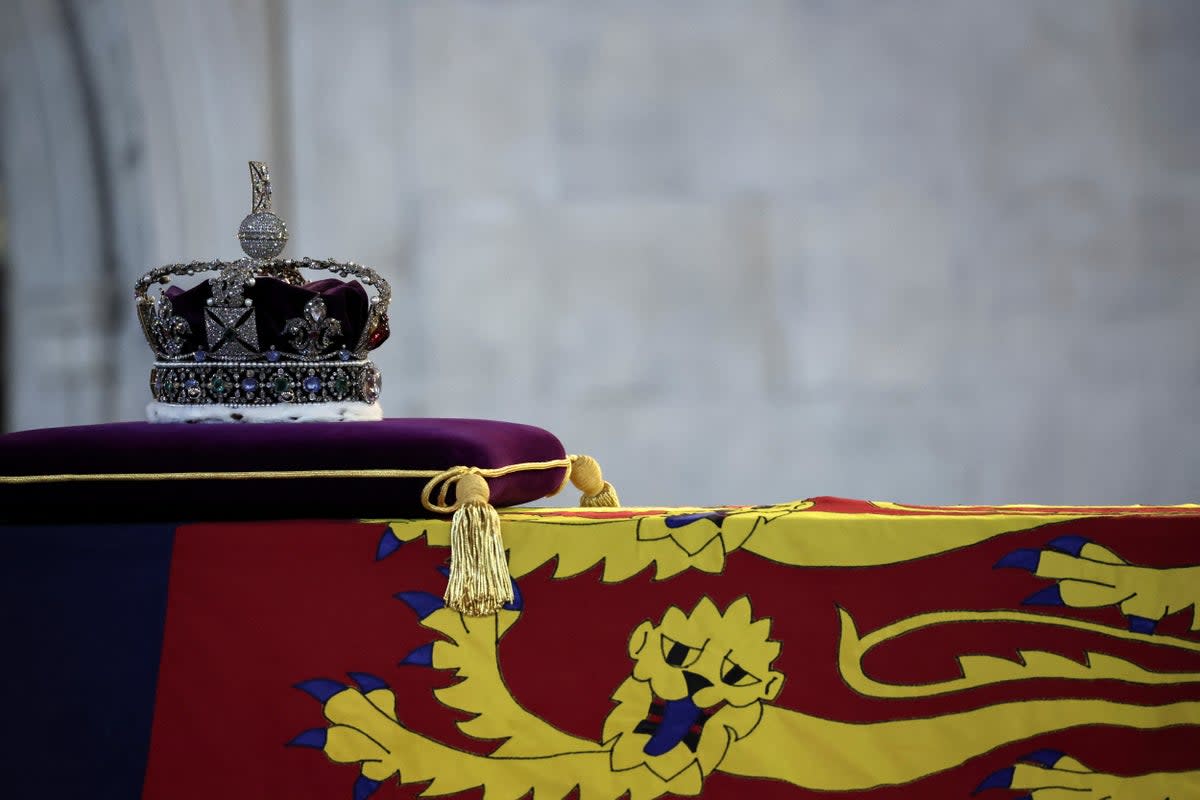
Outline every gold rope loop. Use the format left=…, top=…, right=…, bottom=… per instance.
left=422, top=465, right=472, bottom=514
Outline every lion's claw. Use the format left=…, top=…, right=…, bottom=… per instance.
left=972, top=751, right=1200, bottom=797
left=294, top=678, right=346, bottom=702
left=994, top=548, right=1040, bottom=572
left=506, top=579, right=524, bottom=611
left=348, top=672, right=389, bottom=692
left=353, top=775, right=383, bottom=800
left=286, top=728, right=327, bottom=749
left=998, top=537, right=1200, bottom=633
left=375, top=529, right=403, bottom=561
left=1021, top=585, right=1063, bottom=606
left=664, top=511, right=729, bottom=529
left=400, top=643, right=434, bottom=667
left=972, top=765, right=1014, bottom=793
left=1018, top=749, right=1064, bottom=768
left=395, top=591, right=444, bottom=619
left=1045, top=535, right=1089, bottom=556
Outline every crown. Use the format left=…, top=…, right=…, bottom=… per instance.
left=135, top=162, right=390, bottom=423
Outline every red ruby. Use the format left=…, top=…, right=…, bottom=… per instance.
left=367, top=314, right=391, bottom=349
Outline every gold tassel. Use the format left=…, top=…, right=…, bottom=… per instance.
left=444, top=472, right=513, bottom=616
left=570, top=455, right=621, bottom=507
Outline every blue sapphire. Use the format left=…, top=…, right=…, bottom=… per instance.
left=266, top=348, right=281, bottom=363
left=241, top=377, right=259, bottom=393
left=338, top=349, right=352, bottom=362
left=183, top=378, right=199, bottom=390
left=193, top=350, right=207, bottom=363
left=302, top=375, right=322, bottom=394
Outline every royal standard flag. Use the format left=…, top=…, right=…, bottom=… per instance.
left=5, top=498, right=1200, bottom=798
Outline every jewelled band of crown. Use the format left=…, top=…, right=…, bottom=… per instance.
left=150, top=361, right=382, bottom=406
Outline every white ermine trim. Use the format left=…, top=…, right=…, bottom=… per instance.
left=146, top=401, right=383, bottom=423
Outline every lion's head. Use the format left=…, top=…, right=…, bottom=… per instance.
left=603, top=596, right=783, bottom=787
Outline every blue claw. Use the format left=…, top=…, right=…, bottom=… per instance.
left=1020, top=749, right=1064, bottom=768
left=353, top=775, right=383, bottom=800
left=994, top=548, right=1041, bottom=572
left=664, top=511, right=728, bottom=529
left=286, top=728, right=327, bottom=749
left=436, top=565, right=450, bottom=577
left=347, top=672, right=389, bottom=692
left=1022, top=585, right=1064, bottom=606
left=400, top=643, right=434, bottom=667
left=504, top=579, right=524, bottom=612
left=395, top=591, right=444, bottom=619
left=1046, top=535, right=1089, bottom=557
left=375, top=529, right=403, bottom=561
left=973, top=765, right=1014, bottom=794
left=293, top=678, right=346, bottom=703
left=1128, top=615, right=1157, bottom=634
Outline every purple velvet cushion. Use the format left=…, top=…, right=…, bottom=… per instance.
left=0, top=419, right=566, bottom=524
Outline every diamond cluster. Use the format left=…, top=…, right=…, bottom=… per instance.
left=237, top=212, right=289, bottom=259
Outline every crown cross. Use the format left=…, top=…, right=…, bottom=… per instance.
left=250, top=161, right=273, bottom=214
left=205, top=306, right=261, bottom=359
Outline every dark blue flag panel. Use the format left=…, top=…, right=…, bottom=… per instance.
left=0, top=523, right=176, bottom=797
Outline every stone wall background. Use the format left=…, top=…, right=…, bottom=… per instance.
left=2, top=1, right=1199, bottom=505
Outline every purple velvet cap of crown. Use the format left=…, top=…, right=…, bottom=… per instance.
left=0, top=419, right=566, bottom=524
left=164, top=276, right=377, bottom=356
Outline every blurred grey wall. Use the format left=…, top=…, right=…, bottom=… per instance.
left=2, top=0, right=1199, bottom=505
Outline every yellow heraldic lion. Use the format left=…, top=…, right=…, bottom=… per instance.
left=292, top=595, right=1200, bottom=798
left=840, top=535, right=1200, bottom=698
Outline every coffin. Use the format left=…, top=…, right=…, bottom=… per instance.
left=3, top=425, right=1200, bottom=798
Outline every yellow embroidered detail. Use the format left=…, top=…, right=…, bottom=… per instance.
left=382, top=501, right=1095, bottom=580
